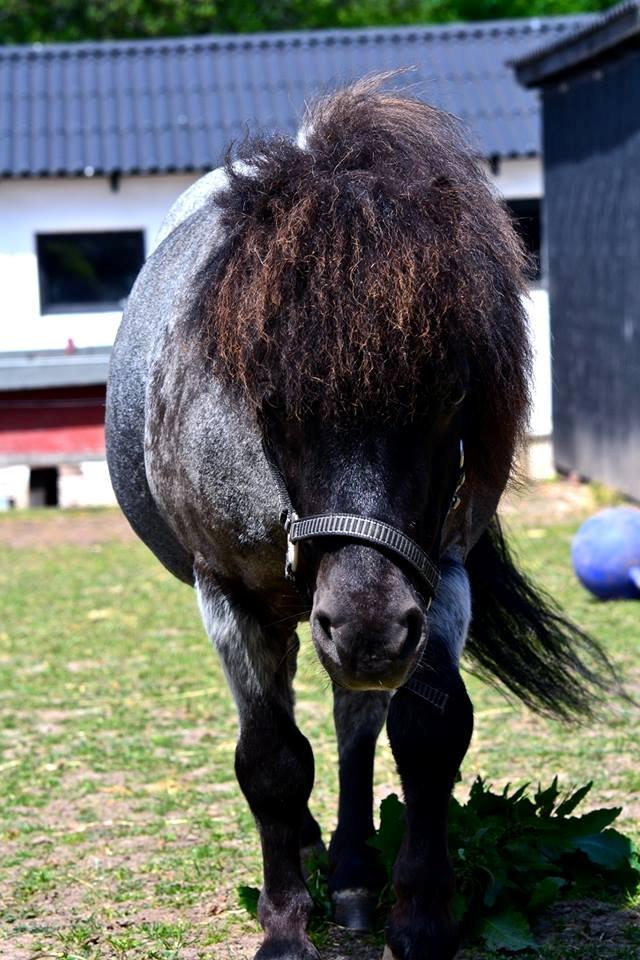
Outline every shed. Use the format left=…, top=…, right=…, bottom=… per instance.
left=515, top=1, right=640, bottom=499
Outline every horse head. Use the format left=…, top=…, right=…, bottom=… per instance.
left=261, top=406, right=466, bottom=690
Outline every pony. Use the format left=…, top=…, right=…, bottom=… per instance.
left=106, top=78, right=610, bottom=960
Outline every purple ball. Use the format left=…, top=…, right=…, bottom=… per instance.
left=572, top=507, right=640, bottom=600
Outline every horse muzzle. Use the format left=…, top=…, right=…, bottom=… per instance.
left=311, top=588, right=428, bottom=691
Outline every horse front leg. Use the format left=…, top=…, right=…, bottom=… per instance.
left=237, top=691, right=318, bottom=960
left=385, top=561, right=474, bottom=960
left=329, top=687, right=390, bottom=930
left=197, top=574, right=318, bottom=960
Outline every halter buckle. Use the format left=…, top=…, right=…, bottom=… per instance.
left=285, top=536, right=299, bottom=579
left=283, top=510, right=299, bottom=579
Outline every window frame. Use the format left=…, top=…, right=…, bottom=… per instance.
left=36, top=229, right=146, bottom=315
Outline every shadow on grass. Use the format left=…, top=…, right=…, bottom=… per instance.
left=295, top=897, right=640, bottom=960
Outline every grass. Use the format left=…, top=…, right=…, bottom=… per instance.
left=0, top=503, right=638, bottom=959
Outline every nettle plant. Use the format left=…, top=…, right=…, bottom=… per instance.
left=240, top=778, right=639, bottom=953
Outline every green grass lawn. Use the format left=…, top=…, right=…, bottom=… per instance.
left=0, top=507, right=638, bottom=959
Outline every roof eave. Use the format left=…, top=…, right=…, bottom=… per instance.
left=0, top=150, right=540, bottom=181
left=0, top=348, right=111, bottom=391
left=514, top=0, right=640, bottom=87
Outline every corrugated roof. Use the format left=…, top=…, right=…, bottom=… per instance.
left=0, top=15, right=592, bottom=177
left=515, top=0, right=640, bottom=87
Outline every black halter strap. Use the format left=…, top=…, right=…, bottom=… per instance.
left=288, top=513, right=440, bottom=595
left=261, top=437, right=465, bottom=598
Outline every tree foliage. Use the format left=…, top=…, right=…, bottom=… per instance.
left=0, top=0, right=617, bottom=45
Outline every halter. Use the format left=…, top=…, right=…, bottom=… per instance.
left=262, top=437, right=465, bottom=599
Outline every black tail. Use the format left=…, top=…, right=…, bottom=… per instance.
left=465, top=516, right=617, bottom=721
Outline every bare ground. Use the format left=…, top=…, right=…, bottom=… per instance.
left=0, top=508, right=134, bottom=548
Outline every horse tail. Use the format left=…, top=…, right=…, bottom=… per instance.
left=464, top=516, right=617, bottom=721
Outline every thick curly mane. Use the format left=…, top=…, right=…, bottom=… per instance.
left=189, top=77, right=531, bottom=488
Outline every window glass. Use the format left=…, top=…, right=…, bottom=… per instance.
left=37, top=231, right=144, bottom=313
left=506, top=199, right=541, bottom=282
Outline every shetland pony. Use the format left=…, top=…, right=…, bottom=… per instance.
left=106, top=79, right=608, bottom=960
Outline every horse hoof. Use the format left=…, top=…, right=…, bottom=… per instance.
left=255, top=937, right=319, bottom=960
left=332, top=888, right=376, bottom=931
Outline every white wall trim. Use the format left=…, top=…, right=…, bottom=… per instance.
left=487, top=156, right=543, bottom=199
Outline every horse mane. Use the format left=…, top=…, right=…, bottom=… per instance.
left=189, top=76, right=531, bottom=489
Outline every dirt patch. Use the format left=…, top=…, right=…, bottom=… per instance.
left=535, top=897, right=640, bottom=956
left=500, top=477, right=601, bottom=526
left=0, top=509, right=134, bottom=548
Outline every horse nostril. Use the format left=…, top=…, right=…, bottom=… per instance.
left=315, top=612, right=333, bottom=641
left=397, top=606, right=424, bottom=660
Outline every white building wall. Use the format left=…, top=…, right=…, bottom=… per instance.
left=0, top=465, right=30, bottom=509
left=487, top=157, right=543, bottom=199
left=0, top=174, right=198, bottom=353
left=525, top=288, right=553, bottom=479
left=526, top=288, right=552, bottom=439
left=489, top=159, right=553, bottom=476
left=0, top=460, right=117, bottom=509
left=58, top=460, right=116, bottom=508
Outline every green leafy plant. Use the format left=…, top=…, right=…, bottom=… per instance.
left=238, top=778, right=639, bottom=953
left=455, top=778, right=638, bottom=950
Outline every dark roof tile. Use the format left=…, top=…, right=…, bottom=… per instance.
left=0, top=16, right=593, bottom=177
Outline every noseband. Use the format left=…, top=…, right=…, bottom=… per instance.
left=262, top=437, right=465, bottom=600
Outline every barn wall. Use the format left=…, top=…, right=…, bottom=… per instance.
left=0, top=464, right=30, bottom=509
left=543, top=49, right=640, bottom=499
left=0, top=386, right=106, bottom=462
left=0, top=385, right=117, bottom=508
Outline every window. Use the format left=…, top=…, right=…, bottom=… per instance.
left=29, top=467, right=58, bottom=507
left=506, top=199, right=542, bottom=282
left=37, top=231, right=145, bottom=313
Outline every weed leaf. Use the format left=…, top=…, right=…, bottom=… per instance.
left=238, top=777, right=639, bottom=952
left=528, top=876, right=567, bottom=912
left=534, top=777, right=559, bottom=816
left=555, top=782, right=593, bottom=817
left=237, top=885, right=260, bottom=918
left=572, top=829, right=633, bottom=870
left=368, top=792, right=405, bottom=879
left=480, top=909, right=537, bottom=952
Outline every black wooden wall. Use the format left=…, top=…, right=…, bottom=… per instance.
left=542, top=47, right=640, bottom=499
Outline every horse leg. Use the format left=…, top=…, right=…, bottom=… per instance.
left=285, top=634, right=325, bottom=868
left=329, top=687, right=390, bottom=930
left=197, top=574, right=318, bottom=960
left=384, top=561, right=474, bottom=960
